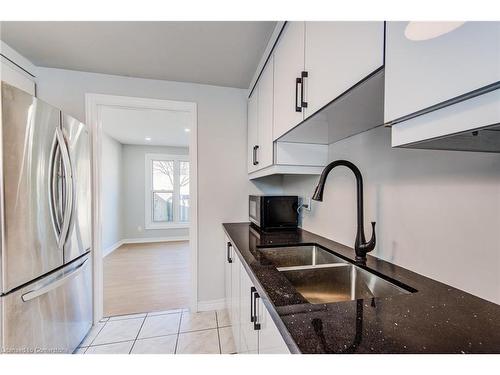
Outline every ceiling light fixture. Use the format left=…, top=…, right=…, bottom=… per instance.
left=145, top=137, right=152, bottom=141
left=404, top=21, right=465, bottom=41
left=184, top=128, right=191, bottom=132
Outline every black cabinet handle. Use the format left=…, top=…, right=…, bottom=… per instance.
left=253, top=288, right=261, bottom=330
left=301, top=71, right=308, bottom=109
left=226, top=242, right=232, bottom=263
left=295, top=77, right=302, bottom=112
left=250, top=287, right=256, bottom=322
left=252, top=145, right=259, bottom=165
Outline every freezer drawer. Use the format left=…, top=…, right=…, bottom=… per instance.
left=0, top=254, right=92, bottom=354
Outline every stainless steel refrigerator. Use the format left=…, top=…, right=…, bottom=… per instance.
left=0, top=82, right=92, bottom=354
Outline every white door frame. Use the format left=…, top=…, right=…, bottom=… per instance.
left=85, top=93, right=198, bottom=322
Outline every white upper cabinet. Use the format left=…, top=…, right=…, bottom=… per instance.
left=304, top=21, right=384, bottom=118
left=247, top=88, right=259, bottom=173
left=385, top=21, right=500, bottom=123
left=1, top=57, right=36, bottom=96
left=247, top=57, right=274, bottom=173
left=1, top=42, right=36, bottom=96
left=257, top=56, right=274, bottom=170
left=247, top=21, right=386, bottom=178
left=273, top=22, right=305, bottom=140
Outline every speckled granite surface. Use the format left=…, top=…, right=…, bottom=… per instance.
left=223, top=222, right=500, bottom=354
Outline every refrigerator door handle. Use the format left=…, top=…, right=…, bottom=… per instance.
left=55, top=127, right=74, bottom=249
left=49, top=132, right=62, bottom=238
left=21, top=258, right=89, bottom=302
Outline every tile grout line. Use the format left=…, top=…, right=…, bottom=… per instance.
left=80, top=309, right=182, bottom=354
left=84, top=339, right=136, bottom=348
left=105, top=318, right=144, bottom=322
left=215, top=311, right=222, bottom=354
left=178, top=325, right=219, bottom=335
left=173, top=311, right=184, bottom=354
left=81, top=309, right=223, bottom=354
left=83, top=319, right=109, bottom=351
left=128, top=316, right=147, bottom=354
left=124, top=322, right=219, bottom=347
left=148, top=309, right=185, bottom=317
left=86, top=317, right=143, bottom=349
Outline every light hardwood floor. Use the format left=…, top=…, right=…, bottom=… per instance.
left=103, top=241, right=190, bottom=317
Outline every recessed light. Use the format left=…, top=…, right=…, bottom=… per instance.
left=184, top=128, right=191, bottom=132
left=145, top=137, right=152, bottom=141
left=404, top=21, right=465, bottom=41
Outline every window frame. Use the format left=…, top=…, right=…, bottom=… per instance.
left=145, top=153, right=190, bottom=229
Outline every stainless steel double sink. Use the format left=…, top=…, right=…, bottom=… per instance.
left=259, top=245, right=412, bottom=304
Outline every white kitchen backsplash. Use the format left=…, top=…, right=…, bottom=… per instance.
left=282, top=126, right=500, bottom=304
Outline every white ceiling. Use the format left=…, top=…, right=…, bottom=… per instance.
left=101, top=106, right=191, bottom=147
left=0, top=21, right=276, bottom=88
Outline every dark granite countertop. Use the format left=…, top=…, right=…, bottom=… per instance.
left=223, top=222, right=500, bottom=354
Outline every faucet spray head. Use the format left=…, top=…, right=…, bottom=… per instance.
left=312, top=183, right=324, bottom=201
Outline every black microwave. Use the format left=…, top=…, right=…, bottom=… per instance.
left=249, top=195, right=298, bottom=231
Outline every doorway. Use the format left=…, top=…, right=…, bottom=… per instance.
left=86, top=94, right=198, bottom=321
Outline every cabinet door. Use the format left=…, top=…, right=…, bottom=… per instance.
left=247, top=89, right=259, bottom=173
left=1, top=57, right=36, bottom=96
left=304, top=21, right=384, bottom=118
left=224, top=237, right=232, bottom=317
left=256, top=56, right=274, bottom=169
left=273, top=21, right=305, bottom=140
left=385, top=21, right=500, bottom=123
left=257, top=301, right=290, bottom=354
left=231, top=254, right=241, bottom=352
left=239, top=263, right=258, bottom=354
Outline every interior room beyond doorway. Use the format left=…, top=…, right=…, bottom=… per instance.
left=97, top=99, right=196, bottom=318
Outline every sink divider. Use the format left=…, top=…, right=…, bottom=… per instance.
left=277, top=263, right=350, bottom=272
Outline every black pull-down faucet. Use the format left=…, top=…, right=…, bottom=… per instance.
left=312, top=160, right=376, bottom=263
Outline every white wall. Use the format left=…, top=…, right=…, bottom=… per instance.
left=101, top=133, right=123, bottom=255
left=121, top=144, right=189, bottom=240
left=34, top=67, right=279, bottom=303
left=282, top=126, right=500, bottom=304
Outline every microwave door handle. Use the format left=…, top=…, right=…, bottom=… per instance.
left=21, top=259, right=89, bottom=302
left=55, top=127, right=73, bottom=249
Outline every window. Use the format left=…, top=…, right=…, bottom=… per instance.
left=145, top=154, right=189, bottom=229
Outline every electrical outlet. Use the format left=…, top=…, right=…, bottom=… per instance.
left=304, top=197, right=312, bottom=211
left=299, top=196, right=312, bottom=212
left=137, top=225, right=143, bottom=232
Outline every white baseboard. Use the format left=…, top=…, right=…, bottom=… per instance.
left=103, top=236, right=189, bottom=258
left=197, top=298, right=226, bottom=312
left=123, top=236, right=189, bottom=244
left=103, top=240, right=124, bottom=258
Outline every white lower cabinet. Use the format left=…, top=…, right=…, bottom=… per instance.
left=258, top=301, right=290, bottom=354
left=229, top=242, right=241, bottom=352
left=224, top=237, right=291, bottom=354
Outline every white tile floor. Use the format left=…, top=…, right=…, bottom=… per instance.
left=75, top=309, right=235, bottom=354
